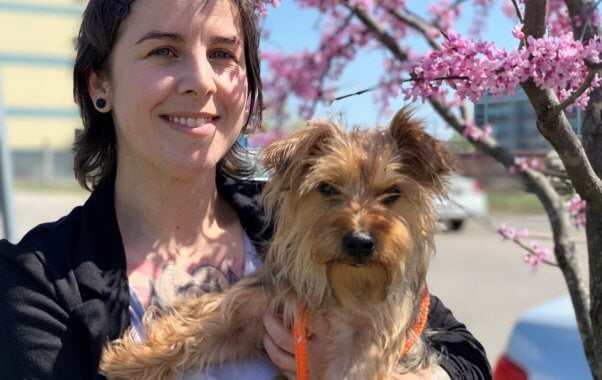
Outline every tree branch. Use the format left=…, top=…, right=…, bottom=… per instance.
left=328, top=75, right=468, bottom=105
left=517, top=0, right=602, bottom=218
left=579, top=0, right=602, bottom=40
left=430, top=0, right=469, bottom=29
left=553, top=68, right=601, bottom=113
left=344, top=3, right=409, bottom=62
left=522, top=0, right=548, bottom=38
left=565, top=0, right=602, bottom=41
left=449, top=200, right=559, bottom=267
left=511, top=0, right=524, bottom=23
left=517, top=0, right=600, bottom=373
left=386, top=8, right=442, bottom=50
left=562, top=1, right=602, bottom=375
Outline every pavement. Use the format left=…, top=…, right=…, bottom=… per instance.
left=430, top=214, right=589, bottom=368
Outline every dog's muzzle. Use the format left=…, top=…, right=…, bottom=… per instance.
left=341, top=231, right=375, bottom=260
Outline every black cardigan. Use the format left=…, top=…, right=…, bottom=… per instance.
left=0, top=175, right=491, bottom=379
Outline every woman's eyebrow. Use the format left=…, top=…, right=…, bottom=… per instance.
left=135, top=31, right=184, bottom=45
left=208, top=35, right=241, bottom=46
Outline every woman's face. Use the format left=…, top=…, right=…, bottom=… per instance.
left=97, top=0, right=248, bottom=179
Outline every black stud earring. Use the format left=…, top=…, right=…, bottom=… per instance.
left=95, top=98, right=107, bottom=109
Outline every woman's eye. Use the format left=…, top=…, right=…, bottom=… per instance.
left=318, top=183, right=339, bottom=196
left=150, top=47, right=176, bottom=57
left=381, top=187, right=402, bottom=205
left=209, top=50, right=234, bottom=59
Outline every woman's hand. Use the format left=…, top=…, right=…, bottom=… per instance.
left=262, top=310, right=449, bottom=380
left=262, top=310, right=331, bottom=379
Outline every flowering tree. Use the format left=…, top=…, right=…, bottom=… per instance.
left=257, top=0, right=602, bottom=377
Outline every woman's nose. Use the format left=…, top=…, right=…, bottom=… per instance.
left=177, top=53, right=217, bottom=97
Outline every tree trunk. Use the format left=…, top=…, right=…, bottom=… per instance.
left=582, top=86, right=602, bottom=379
left=565, top=0, right=602, bottom=376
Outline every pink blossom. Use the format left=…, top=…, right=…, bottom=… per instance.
left=498, top=224, right=516, bottom=240
left=498, top=224, right=529, bottom=241
left=462, top=122, right=493, bottom=142
left=508, top=156, right=539, bottom=175
left=499, top=225, right=549, bottom=268
left=523, top=242, right=551, bottom=269
left=566, top=194, right=587, bottom=229
left=349, top=0, right=372, bottom=11
left=380, top=0, right=406, bottom=7
left=296, top=0, right=339, bottom=11
left=252, top=0, right=280, bottom=16
left=501, top=1, right=519, bottom=19
left=547, top=0, right=573, bottom=37
left=427, top=0, right=462, bottom=33
left=468, top=0, right=492, bottom=39
left=481, top=125, right=493, bottom=140
left=401, top=33, right=602, bottom=110
left=512, top=24, right=524, bottom=39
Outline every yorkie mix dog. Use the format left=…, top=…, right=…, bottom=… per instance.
left=100, top=108, right=453, bottom=379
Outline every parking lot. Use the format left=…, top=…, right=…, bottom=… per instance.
left=430, top=214, right=588, bottom=366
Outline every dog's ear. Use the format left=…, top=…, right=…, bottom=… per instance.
left=388, top=107, right=454, bottom=194
left=262, top=119, right=341, bottom=190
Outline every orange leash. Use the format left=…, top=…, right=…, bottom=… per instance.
left=402, top=284, right=431, bottom=356
left=293, top=305, right=310, bottom=380
left=292, top=284, right=430, bottom=380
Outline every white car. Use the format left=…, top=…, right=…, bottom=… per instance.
left=435, top=174, right=488, bottom=231
left=494, top=296, right=591, bottom=380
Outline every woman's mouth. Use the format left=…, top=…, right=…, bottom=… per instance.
left=162, top=115, right=218, bottom=136
left=164, top=115, right=216, bottom=127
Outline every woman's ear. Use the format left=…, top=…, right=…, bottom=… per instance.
left=87, top=70, right=112, bottom=113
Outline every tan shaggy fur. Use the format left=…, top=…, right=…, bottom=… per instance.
left=100, top=107, right=453, bottom=380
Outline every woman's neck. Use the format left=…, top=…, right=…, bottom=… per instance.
left=114, top=164, right=238, bottom=268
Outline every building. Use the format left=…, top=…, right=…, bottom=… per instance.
left=0, top=1, right=85, bottom=182
left=474, top=89, right=582, bottom=153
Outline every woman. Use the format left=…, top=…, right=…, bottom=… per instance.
left=0, top=0, right=491, bottom=378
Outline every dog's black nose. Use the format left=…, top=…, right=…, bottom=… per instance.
left=342, top=231, right=375, bottom=259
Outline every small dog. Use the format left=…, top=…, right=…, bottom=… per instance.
left=100, top=107, right=453, bottom=379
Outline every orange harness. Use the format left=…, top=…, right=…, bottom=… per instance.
left=293, top=285, right=430, bottom=380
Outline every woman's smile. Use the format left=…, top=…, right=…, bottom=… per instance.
left=161, top=114, right=220, bottom=136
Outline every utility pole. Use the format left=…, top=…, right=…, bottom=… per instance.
left=0, top=70, right=16, bottom=242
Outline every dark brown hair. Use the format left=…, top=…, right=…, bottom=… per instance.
left=72, top=0, right=263, bottom=190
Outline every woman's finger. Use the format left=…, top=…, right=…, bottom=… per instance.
left=263, top=311, right=295, bottom=353
left=263, top=329, right=297, bottom=373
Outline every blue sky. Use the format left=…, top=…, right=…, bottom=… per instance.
left=260, top=1, right=518, bottom=138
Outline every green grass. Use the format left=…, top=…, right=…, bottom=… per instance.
left=488, top=192, right=545, bottom=214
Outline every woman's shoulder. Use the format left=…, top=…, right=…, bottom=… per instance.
left=0, top=184, right=129, bottom=332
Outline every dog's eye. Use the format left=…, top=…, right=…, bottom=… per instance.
left=381, top=186, right=401, bottom=205
left=318, top=183, right=339, bottom=196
